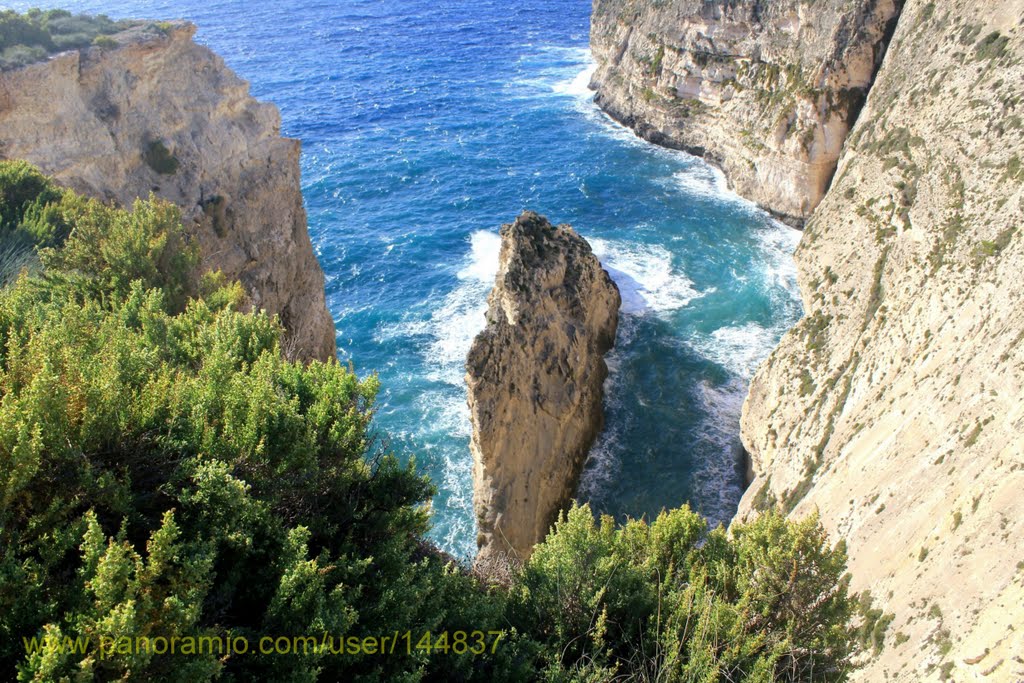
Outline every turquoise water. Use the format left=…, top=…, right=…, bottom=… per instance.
left=14, top=0, right=802, bottom=557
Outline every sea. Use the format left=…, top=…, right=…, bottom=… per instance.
left=10, top=0, right=803, bottom=558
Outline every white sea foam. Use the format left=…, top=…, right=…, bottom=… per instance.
left=552, top=60, right=597, bottom=99
left=755, top=222, right=802, bottom=302
left=434, top=452, right=475, bottom=553
left=687, top=378, right=748, bottom=526
left=576, top=426, right=623, bottom=502
left=423, top=230, right=500, bottom=384
left=590, top=237, right=701, bottom=315
left=458, top=230, right=502, bottom=283
left=510, top=53, right=596, bottom=110
left=670, top=164, right=729, bottom=201
left=686, top=225, right=801, bottom=381
left=669, top=162, right=773, bottom=219
left=576, top=314, right=636, bottom=502
left=420, top=231, right=501, bottom=553
left=577, top=238, right=703, bottom=503
left=370, top=230, right=502, bottom=557
left=698, top=323, right=778, bottom=380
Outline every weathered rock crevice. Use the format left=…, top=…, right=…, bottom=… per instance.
left=0, top=21, right=336, bottom=361
left=466, top=211, right=620, bottom=567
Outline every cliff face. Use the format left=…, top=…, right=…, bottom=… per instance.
left=737, top=0, right=1024, bottom=680
left=590, top=0, right=902, bottom=224
left=0, top=22, right=335, bottom=361
left=467, top=212, right=620, bottom=566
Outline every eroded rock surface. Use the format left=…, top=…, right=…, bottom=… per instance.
left=467, top=212, right=620, bottom=566
left=738, top=1, right=1024, bottom=680
left=590, top=0, right=903, bottom=224
left=0, top=21, right=335, bottom=360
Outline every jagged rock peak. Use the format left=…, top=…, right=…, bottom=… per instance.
left=466, top=211, right=620, bottom=568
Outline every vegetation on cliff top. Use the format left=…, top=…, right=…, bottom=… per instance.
left=0, top=8, right=138, bottom=69
left=0, top=160, right=861, bottom=681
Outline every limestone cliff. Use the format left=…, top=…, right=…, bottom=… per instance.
left=737, top=0, right=1024, bottom=680
left=466, top=212, right=620, bottom=566
left=0, top=21, right=335, bottom=361
left=590, top=0, right=902, bottom=224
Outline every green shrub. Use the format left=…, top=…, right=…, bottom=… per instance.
left=975, top=32, right=1009, bottom=61
left=0, top=9, right=135, bottom=70
left=511, top=503, right=858, bottom=681
left=0, top=160, right=72, bottom=284
left=855, top=592, right=894, bottom=655
left=0, top=161, right=487, bottom=681
left=144, top=140, right=181, bottom=175
left=91, top=34, right=118, bottom=49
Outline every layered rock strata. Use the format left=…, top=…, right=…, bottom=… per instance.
left=0, top=21, right=335, bottom=361
left=466, top=212, right=620, bottom=566
left=590, top=0, right=903, bottom=224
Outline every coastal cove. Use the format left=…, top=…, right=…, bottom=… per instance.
left=14, top=0, right=803, bottom=557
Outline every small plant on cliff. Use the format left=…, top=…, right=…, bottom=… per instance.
left=855, top=591, right=894, bottom=655
left=91, top=34, right=118, bottom=49
left=974, top=32, right=1009, bottom=61
left=144, top=140, right=181, bottom=175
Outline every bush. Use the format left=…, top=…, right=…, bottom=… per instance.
left=0, top=9, right=135, bottom=70
left=511, top=504, right=858, bottom=682
left=144, top=140, right=181, bottom=175
left=91, top=34, right=118, bottom=49
left=0, top=160, right=71, bottom=284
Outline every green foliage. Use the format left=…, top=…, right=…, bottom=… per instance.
left=800, top=369, right=816, bottom=397
left=144, top=140, right=181, bottom=175
left=0, top=162, right=864, bottom=681
left=92, top=34, right=118, bottom=49
left=0, top=161, right=500, bottom=681
left=959, top=24, right=983, bottom=46
left=974, top=32, right=1009, bottom=61
left=917, top=2, right=936, bottom=24
left=803, top=312, right=833, bottom=352
left=510, top=503, right=858, bottom=682
left=0, top=160, right=74, bottom=285
left=1005, top=155, right=1023, bottom=182
left=0, top=9, right=135, bottom=69
left=855, top=592, right=893, bottom=655
left=650, top=44, right=665, bottom=75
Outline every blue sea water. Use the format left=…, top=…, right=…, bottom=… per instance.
left=13, top=0, right=803, bottom=558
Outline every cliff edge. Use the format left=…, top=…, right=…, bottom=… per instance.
left=0, top=21, right=335, bottom=361
left=590, top=0, right=902, bottom=224
left=467, top=212, right=620, bottom=566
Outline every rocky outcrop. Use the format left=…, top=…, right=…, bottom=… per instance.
left=737, top=0, right=1024, bottom=680
left=0, top=21, right=335, bottom=361
left=466, top=212, right=620, bottom=566
left=590, top=0, right=902, bottom=224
